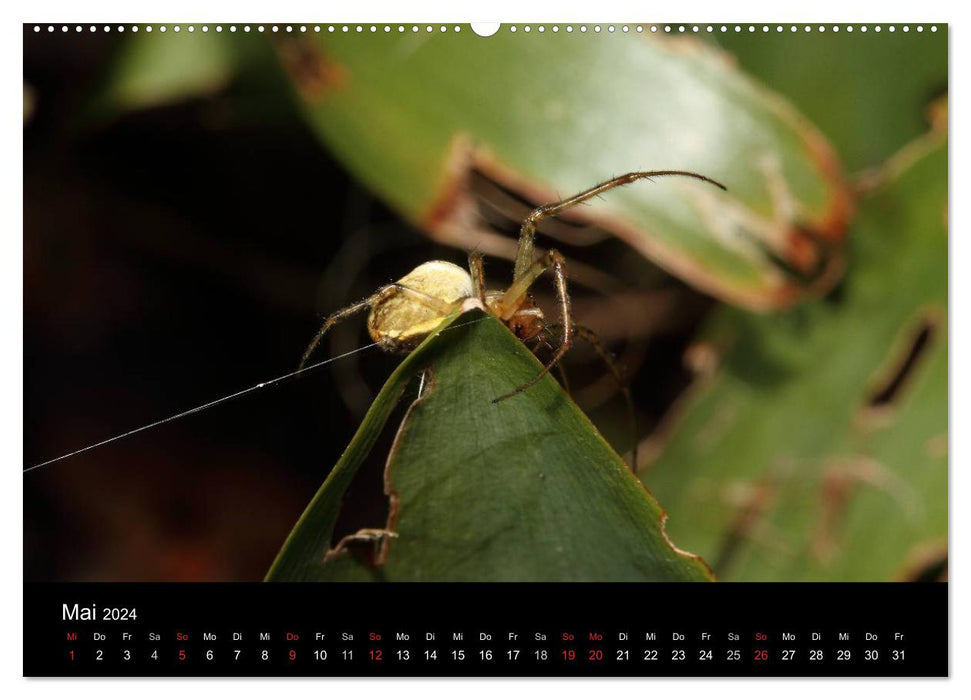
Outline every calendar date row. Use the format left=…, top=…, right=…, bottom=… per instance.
left=66, top=645, right=909, bottom=665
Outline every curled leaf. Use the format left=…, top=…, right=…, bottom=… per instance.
left=280, top=30, right=852, bottom=309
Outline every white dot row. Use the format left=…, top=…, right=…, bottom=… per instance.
left=510, top=24, right=937, bottom=34
left=31, top=24, right=939, bottom=35
left=31, top=25, right=466, bottom=34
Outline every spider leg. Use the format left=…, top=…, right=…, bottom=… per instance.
left=468, top=251, right=487, bottom=305
left=548, top=322, right=639, bottom=471
left=298, top=296, right=374, bottom=371
left=512, top=170, right=726, bottom=282
left=298, top=283, right=455, bottom=370
left=492, top=250, right=573, bottom=403
left=385, top=283, right=457, bottom=314
left=531, top=329, right=571, bottom=395
left=553, top=348, right=572, bottom=396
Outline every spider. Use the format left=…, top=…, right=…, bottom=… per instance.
left=298, top=170, right=726, bottom=404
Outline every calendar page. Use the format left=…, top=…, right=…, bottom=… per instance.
left=23, top=18, right=948, bottom=678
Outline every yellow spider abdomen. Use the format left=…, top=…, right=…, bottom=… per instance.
left=367, top=260, right=473, bottom=351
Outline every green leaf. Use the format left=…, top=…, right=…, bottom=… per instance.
left=278, top=30, right=852, bottom=310
left=640, top=135, right=947, bottom=581
left=266, top=309, right=713, bottom=582
left=98, top=31, right=238, bottom=112
left=715, top=27, right=947, bottom=172
left=88, top=32, right=296, bottom=127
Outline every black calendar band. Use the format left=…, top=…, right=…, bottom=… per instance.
left=24, top=582, right=947, bottom=677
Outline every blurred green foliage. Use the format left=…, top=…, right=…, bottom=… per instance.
left=98, top=31, right=236, bottom=112
left=715, top=28, right=946, bottom=171
left=643, top=136, right=947, bottom=580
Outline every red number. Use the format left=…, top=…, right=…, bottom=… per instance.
left=562, top=649, right=576, bottom=661
left=588, top=649, right=603, bottom=661
left=754, top=649, right=768, bottom=662
left=289, top=649, right=297, bottom=661
left=370, top=649, right=383, bottom=662
left=68, top=650, right=74, bottom=661
left=178, top=649, right=186, bottom=661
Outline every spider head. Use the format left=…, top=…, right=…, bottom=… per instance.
left=505, top=295, right=545, bottom=343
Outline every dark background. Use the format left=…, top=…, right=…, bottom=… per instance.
left=24, top=28, right=708, bottom=581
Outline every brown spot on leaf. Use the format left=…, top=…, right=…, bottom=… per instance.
left=684, top=341, right=720, bottom=377
left=711, top=478, right=779, bottom=576
left=869, top=323, right=935, bottom=406
left=811, top=458, right=918, bottom=565
left=894, top=541, right=947, bottom=582
left=812, top=468, right=853, bottom=565
left=276, top=38, right=348, bottom=102
left=926, top=95, right=948, bottom=133
left=422, top=135, right=478, bottom=232
left=860, top=310, right=941, bottom=427
left=925, top=433, right=948, bottom=459
left=801, top=123, right=855, bottom=246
